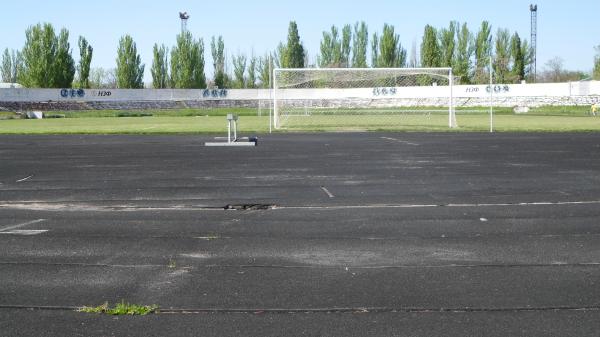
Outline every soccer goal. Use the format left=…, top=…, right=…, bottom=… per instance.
left=273, top=68, right=457, bottom=130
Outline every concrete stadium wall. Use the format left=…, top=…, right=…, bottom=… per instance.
left=1, top=81, right=599, bottom=111
left=0, top=88, right=272, bottom=102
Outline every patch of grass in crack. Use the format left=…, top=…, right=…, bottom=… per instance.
left=78, top=301, right=159, bottom=315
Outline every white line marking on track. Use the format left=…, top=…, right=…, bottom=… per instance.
left=282, top=200, right=600, bottom=210
left=15, top=175, right=33, bottom=182
left=0, top=230, right=48, bottom=236
left=0, top=219, right=46, bottom=232
left=320, top=186, right=335, bottom=198
left=380, top=137, right=419, bottom=146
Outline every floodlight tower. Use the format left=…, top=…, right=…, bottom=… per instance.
left=530, top=4, right=538, bottom=82
left=179, top=12, right=190, bottom=33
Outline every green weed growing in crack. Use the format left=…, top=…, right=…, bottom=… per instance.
left=78, top=301, right=159, bottom=315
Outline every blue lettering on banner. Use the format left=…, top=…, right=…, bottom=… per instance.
left=202, top=89, right=228, bottom=98
left=486, top=85, right=510, bottom=93
left=60, top=89, right=86, bottom=98
left=465, top=87, right=479, bottom=93
left=373, top=87, right=397, bottom=96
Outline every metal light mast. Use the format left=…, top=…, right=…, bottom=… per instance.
left=179, top=12, right=190, bottom=33
left=530, top=4, right=538, bottom=82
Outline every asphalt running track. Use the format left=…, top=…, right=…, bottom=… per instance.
left=1, top=133, right=600, bottom=336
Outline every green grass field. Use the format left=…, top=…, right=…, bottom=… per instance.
left=0, top=116, right=270, bottom=134
left=0, top=107, right=598, bottom=134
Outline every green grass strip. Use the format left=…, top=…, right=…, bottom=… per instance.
left=0, top=114, right=599, bottom=134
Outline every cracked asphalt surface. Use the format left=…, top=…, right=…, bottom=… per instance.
left=1, top=133, right=600, bottom=336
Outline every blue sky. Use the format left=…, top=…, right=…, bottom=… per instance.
left=2, top=0, right=599, bottom=81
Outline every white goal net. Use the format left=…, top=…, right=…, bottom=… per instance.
left=273, top=68, right=457, bottom=130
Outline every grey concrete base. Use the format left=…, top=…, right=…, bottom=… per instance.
left=205, top=141, right=256, bottom=147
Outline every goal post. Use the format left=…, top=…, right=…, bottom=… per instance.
left=273, top=67, right=457, bottom=130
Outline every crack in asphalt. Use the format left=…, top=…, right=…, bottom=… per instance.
left=1, top=304, right=599, bottom=314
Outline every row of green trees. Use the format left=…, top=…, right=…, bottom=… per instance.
left=0, top=23, right=145, bottom=89
left=0, top=21, right=302, bottom=89
left=1, top=23, right=90, bottom=88
left=149, top=21, right=305, bottom=89
left=1, top=23, right=98, bottom=88
left=2, top=21, right=600, bottom=88
left=317, top=21, right=531, bottom=84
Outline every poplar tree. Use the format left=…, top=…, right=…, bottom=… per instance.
left=420, top=25, right=440, bottom=68
left=474, top=21, right=492, bottom=84
left=53, top=28, right=76, bottom=88
left=12, top=51, right=23, bottom=83
left=319, top=26, right=340, bottom=67
left=1, top=49, right=11, bottom=83
left=151, top=43, right=169, bottom=88
left=371, top=32, right=379, bottom=67
left=454, top=23, right=473, bottom=84
left=116, top=35, right=144, bottom=88
left=318, top=24, right=352, bottom=67
left=352, top=21, right=368, bottom=68
left=374, top=24, right=406, bottom=68
left=493, top=28, right=511, bottom=84
left=275, top=42, right=286, bottom=68
left=283, top=21, right=305, bottom=68
left=211, top=36, right=227, bottom=88
left=20, top=23, right=75, bottom=88
left=77, top=36, right=93, bottom=88
left=521, top=39, right=533, bottom=81
left=510, top=33, right=525, bottom=83
left=439, top=22, right=457, bottom=68
left=258, top=53, right=274, bottom=88
left=341, top=24, right=352, bottom=67
left=247, top=55, right=257, bottom=89
left=593, top=45, right=600, bottom=80
left=232, top=52, right=247, bottom=88
left=170, top=31, right=206, bottom=89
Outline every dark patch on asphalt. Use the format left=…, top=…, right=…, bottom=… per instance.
left=224, top=203, right=276, bottom=211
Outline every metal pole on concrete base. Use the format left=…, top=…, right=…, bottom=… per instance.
left=205, top=114, right=257, bottom=147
